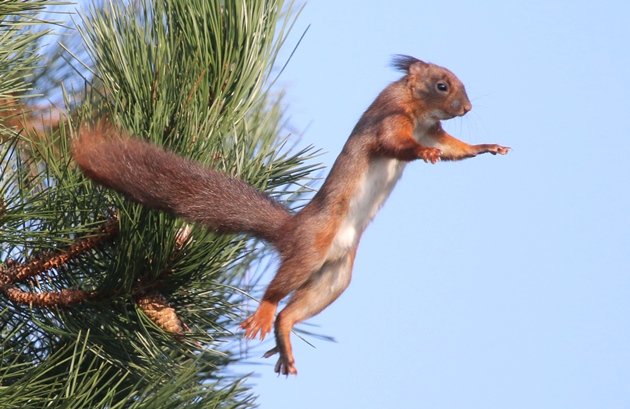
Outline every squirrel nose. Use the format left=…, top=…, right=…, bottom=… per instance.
left=463, top=102, right=472, bottom=113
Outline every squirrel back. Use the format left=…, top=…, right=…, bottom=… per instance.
left=73, top=122, right=291, bottom=246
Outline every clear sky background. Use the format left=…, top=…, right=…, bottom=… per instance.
left=238, top=1, right=630, bottom=408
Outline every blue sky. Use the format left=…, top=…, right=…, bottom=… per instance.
left=239, top=1, right=630, bottom=408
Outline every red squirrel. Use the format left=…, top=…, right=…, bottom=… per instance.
left=73, top=55, right=510, bottom=376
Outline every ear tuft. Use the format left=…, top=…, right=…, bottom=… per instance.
left=390, top=54, right=427, bottom=73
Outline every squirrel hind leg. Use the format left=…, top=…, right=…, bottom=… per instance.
left=267, top=310, right=299, bottom=376
left=241, top=300, right=277, bottom=340
left=265, top=253, right=356, bottom=376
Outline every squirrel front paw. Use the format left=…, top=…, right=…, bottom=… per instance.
left=477, top=144, right=511, bottom=155
left=490, top=145, right=511, bottom=155
left=418, top=147, right=442, bottom=164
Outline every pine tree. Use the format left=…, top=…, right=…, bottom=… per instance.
left=0, top=1, right=317, bottom=407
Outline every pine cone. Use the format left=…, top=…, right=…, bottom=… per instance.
left=136, top=291, right=184, bottom=336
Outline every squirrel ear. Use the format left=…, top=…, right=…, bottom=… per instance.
left=391, top=54, right=428, bottom=74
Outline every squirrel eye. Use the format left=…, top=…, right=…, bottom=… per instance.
left=436, top=82, right=449, bottom=92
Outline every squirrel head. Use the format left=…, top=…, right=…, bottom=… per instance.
left=391, top=55, right=472, bottom=120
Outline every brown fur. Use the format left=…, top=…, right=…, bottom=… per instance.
left=73, top=55, right=510, bottom=375
left=73, top=123, right=291, bottom=246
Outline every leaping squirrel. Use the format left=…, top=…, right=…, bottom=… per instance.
left=73, top=55, right=510, bottom=375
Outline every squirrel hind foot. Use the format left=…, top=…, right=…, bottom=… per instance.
left=263, top=345, right=297, bottom=376
left=241, top=300, right=276, bottom=340
left=273, top=352, right=297, bottom=376
left=263, top=345, right=298, bottom=376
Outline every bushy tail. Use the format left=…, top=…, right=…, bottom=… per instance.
left=73, top=122, right=291, bottom=245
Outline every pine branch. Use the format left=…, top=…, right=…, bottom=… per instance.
left=3, top=287, right=97, bottom=307
left=0, top=214, right=117, bottom=310
left=1, top=1, right=321, bottom=407
left=0, top=215, right=118, bottom=287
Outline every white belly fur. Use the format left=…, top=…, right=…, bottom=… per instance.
left=328, top=157, right=406, bottom=259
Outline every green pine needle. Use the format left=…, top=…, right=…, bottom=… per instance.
left=1, top=0, right=322, bottom=407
